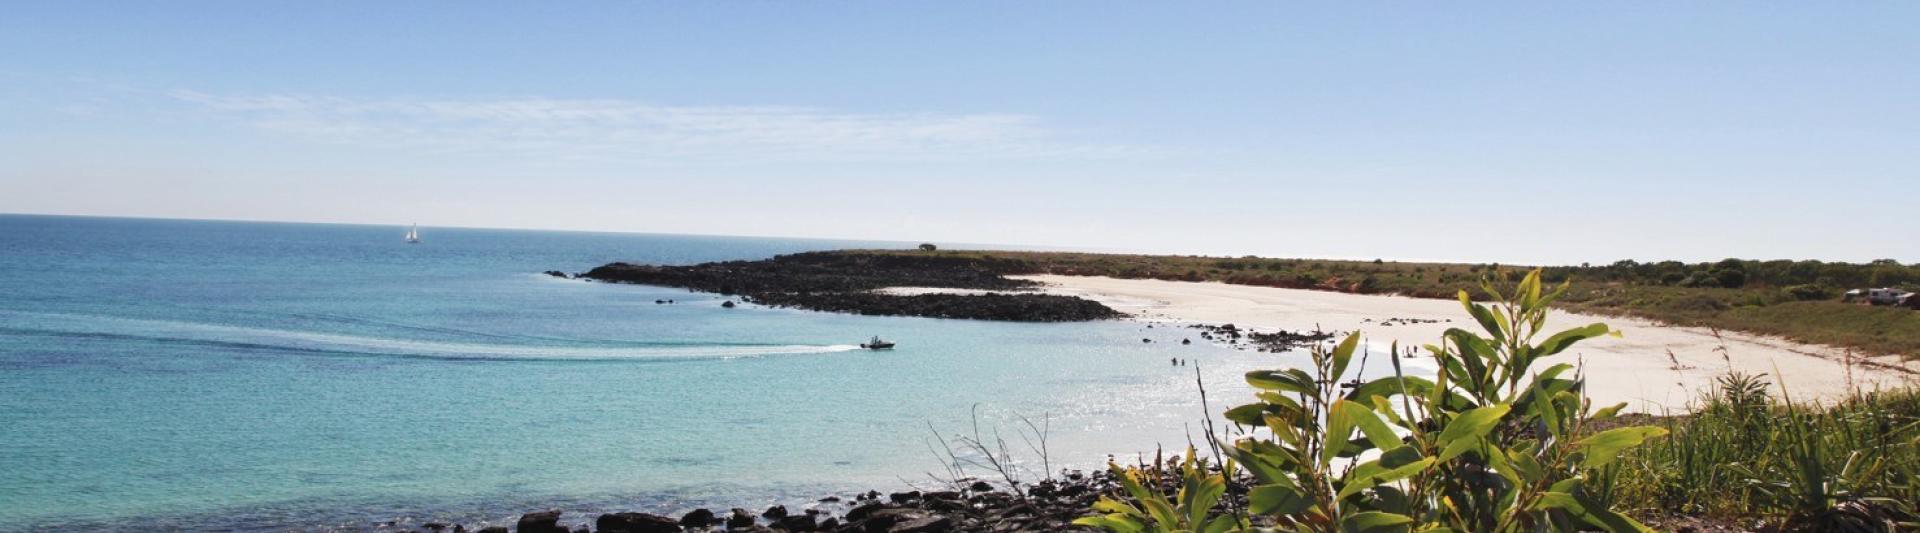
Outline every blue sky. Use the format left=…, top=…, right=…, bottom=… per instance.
left=2, top=2, right=1915, bottom=264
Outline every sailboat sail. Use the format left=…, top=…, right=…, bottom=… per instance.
left=405, top=225, right=420, bottom=243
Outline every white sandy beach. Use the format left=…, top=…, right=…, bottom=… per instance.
left=1014, top=275, right=1919, bottom=413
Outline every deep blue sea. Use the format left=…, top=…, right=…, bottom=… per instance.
left=0, top=214, right=1299, bottom=531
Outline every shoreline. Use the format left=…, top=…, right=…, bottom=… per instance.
left=1016, top=274, right=1920, bottom=412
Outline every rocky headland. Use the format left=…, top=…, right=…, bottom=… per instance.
left=575, top=251, right=1122, bottom=322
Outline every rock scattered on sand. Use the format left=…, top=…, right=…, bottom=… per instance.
left=1189, top=323, right=1336, bottom=352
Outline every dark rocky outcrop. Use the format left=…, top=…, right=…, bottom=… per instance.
left=578, top=251, right=1122, bottom=322
left=515, top=510, right=567, bottom=533
left=678, top=508, right=716, bottom=528
left=772, top=513, right=817, bottom=531
left=595, top=512, right=680, bottom=533
left=727, top=508, right=756, bottom=528
left=761, top=505, right=788, bottom=520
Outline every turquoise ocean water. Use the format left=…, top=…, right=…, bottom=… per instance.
left=0, top=214, right=1346, bottom=531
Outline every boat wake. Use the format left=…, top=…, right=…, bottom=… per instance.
left=0, top=310, right=861, bottom=363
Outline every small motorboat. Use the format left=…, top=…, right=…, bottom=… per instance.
left=860, top=336, right=896, bottom=350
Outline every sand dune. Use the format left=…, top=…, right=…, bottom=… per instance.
left=1016, top=275, right=1919, bottom=412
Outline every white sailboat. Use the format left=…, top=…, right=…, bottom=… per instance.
left=405, top=224, right=421, bottom=244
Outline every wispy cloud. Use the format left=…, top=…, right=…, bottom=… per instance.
left=170, top=90, right=1130, bottom=162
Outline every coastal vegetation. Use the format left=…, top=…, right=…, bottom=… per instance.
left=1075, top=270, right=1919, bottom=532
left=1613, top=376, right=1920, bottom=531
left=1081, top=270, right=1668, bottom=532
left=858, top=250, right=1920, bottom=357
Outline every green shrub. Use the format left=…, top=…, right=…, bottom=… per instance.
left=1679, top=271, right=1717, bottom=288
left=1714, top=269, right=1748, bottom=289
left=1783, top=284, right=1834, bottom=301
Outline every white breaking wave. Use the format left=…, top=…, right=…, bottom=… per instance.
left=0, top=310, right=861, bottom=362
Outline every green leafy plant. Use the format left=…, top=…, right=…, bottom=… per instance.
left=1079, top=269, right=1669, bottom=532
left=1074, top=447, right=1248, bottom=533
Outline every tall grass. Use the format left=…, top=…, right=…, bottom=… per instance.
left=1612, top=376, right=1920, bottom=531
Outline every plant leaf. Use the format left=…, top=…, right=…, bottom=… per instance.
left=1436, top=404, right=1512, bottom=461
left=1339, top=451, right=1435, bottom=499
left=1336, top=399, right=1403, bottom=451
left=1223, top=403, right=1271, bottom=426
left=1323, top=399, right=1362, bottom=464
left=1330, top=332, right=1362, bottom=381
left=1341, top=511, right=1415, bottom=533
left=1576, top=426, right=1669, bottom=469
left=1247, top=483, right=1313, bottom=515
left=1246, top=368, right=1316, bottom=395
left=1535, top=323, right=1613, bottom=358
left=1459, top=290, right=1506, bottom=345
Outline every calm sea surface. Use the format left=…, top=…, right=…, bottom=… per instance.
left=0, top=215, right=1327, bottom=531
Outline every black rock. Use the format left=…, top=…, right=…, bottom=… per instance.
left=727, top=508, right=756, bottom=528
left=762, top=505, right=788, bottom=520
left=772, top=513, right=816, bottom=531
left=844, top=503, right=886, bottom=523
left=888, top=491, right=920, bottom=504
left=887, top=516, right=953, bottom=533
left=545, top=270, right=569, bottom=278
left=517, top=510, right=567, bottom=533
left=596, top=512, right=681, bottom=533
left=477, top=527, right=508, bottom=533
left=858, top=509, right=927, bottom=531
left=924, top=498, right=966, bottom=512
left=722, top=300, right=737, bottom=308
left=967, top=481, right=994, bottom=492
left=680, top=508, right=717, bottom=527
left=922, top=491, right=961, bottom=501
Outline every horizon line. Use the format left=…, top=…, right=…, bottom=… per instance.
left=1, top=210, right=1897, bottom=268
